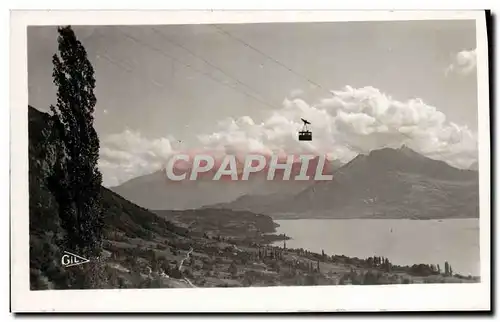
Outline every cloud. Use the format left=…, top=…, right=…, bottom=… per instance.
left=446, top=48, right=477, bottom=76
left=199, top=86, right=477, bottom=164
left=99, top=86, right=478, bottom=186
left=99, top=129, right=176, bottom=186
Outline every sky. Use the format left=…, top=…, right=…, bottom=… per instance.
left=27, top=20, right=479, bottom=187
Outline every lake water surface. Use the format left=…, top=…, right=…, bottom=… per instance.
left=272, top=219, right=480, bottom=276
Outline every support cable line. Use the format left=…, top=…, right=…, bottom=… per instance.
left=150, top=26, right=273, bottom=107
left=91, top=31, right=204, bottom=110
left=96, top=51, right=165, bottom=89
left=213, top=24, right=328, bottom=93
left=91, top=30, right=167, bottom=89
left=212, top=24, right=421, bottom=147
left=95, top=49, right=204, bottom=110
left=113, top=26, right=283, bottom=111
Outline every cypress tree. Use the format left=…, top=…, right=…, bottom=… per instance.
left=46, top=26, right=103, bottom=257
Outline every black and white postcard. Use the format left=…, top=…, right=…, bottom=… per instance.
left=10, top=10, right=491, bottom=312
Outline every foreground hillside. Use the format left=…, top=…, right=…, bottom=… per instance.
left=29, top=106, right=190, bottom=288
left=29, top=106, right=478, bottom=289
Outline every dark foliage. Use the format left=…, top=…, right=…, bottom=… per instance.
left=44, top=26, right=103, bottom=257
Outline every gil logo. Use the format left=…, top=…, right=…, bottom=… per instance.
left=61, top=251, right=90, bottom=268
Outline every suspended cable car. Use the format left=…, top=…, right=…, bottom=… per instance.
left=298, top=118, right=312, bottom=141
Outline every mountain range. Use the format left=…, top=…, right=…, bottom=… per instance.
left=212, top=146, right=479, bottom=219
left=110, top=132, right=479, bottom=220
left=110, top=156, right=343, bottom=210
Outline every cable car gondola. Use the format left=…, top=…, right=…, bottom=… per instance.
left=298, top=118, right=312, bottom=141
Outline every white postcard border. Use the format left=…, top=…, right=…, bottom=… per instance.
left=10, top=10, right=491, bottom=312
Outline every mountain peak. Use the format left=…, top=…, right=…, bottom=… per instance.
left=399, top=144, right=426, bottom=158
left=367, top=144, right=424, bottom=160
left=399, top=143, right=412, bottom=152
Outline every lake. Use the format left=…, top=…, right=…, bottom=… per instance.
left=272, top=218, right=480, bottom=276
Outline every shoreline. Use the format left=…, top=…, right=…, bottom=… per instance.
left=265, top=218, right=479, bottom=278
left=263, top=235, right=479, bottom=279
left=271, top=216, right=480, bottom=221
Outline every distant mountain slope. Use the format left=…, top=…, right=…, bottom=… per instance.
left=154, top=208, right=280, bottom=243
left=206, top=192, right=295, bottom=214
left=215, top=146, right=479, bottom=220
left=110, top=157, right=343, bottom=210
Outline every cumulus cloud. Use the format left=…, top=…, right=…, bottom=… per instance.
left=199, top=86, right=477, bottom=164
left=99, top=86, right=478, bottom=186
left=446, top=48, right=477, bottom=76
left=99, top=129, right=176, bottom=186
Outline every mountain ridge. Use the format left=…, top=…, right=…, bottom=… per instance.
left=212, top=145, right=479, bottom=220
left=110, top=155, right=343, bottom=210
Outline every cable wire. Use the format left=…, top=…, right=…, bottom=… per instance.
left=150, top=26, right=274, bottom=107
left=215, top=25, right=419, bottom=145
left=113, top=26, right=282, bottom=111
